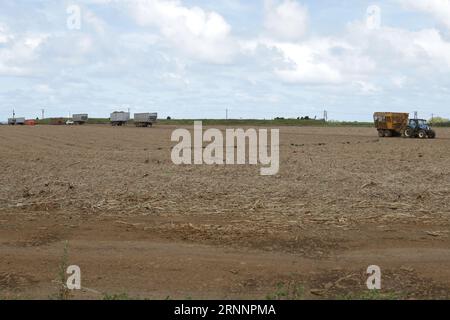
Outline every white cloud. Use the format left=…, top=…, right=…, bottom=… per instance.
left=127, top=0, right=236, bottom=63
left=346, top=22, right=450, bottom=68
left=353, top=81, right=381, bottom=95
left=84, top=9, right=107, bottom=35
left=392, top=75, right=407, bottom=88
left=34, top=84, right=53, bottom=93
left=268, top=40, right=343, bottom=84
left=253, top=1, right=376, bottom=88
left=0, top=24, right=48, bottom=76
left=411, top=29, right=450, bottom=66
left=398, top=0, right=450, bottom=30
left=253, top=9, right=450, bottom=90
left=255, top=37, right=375, bottom=86
left=264, top=0, right=309, bottom=41
left=0, top=23, right=12, bottom=44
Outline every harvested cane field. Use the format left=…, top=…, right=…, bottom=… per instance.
left=0, top=124, right=450, bottom=300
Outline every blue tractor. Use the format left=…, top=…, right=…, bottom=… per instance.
left=403, top=119, right=436, bottom=139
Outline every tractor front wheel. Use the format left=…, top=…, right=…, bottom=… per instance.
left=418, top=130, right=427, bottom=139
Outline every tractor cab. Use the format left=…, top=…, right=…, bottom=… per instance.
left=409, top=119, right=430, bottom=130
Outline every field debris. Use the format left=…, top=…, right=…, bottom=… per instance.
left=0, top=125, right=449, bottom=299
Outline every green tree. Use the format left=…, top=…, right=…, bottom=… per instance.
left=429, top=117, right=449, bottom=124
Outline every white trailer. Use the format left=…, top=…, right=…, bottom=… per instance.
left=110, top=112, right=130, bottom=126
left=134, top=113, right=158, bottom=127
left=8, top=117, right=25, bottom=125
left=73, top=114, right=88, bottom=125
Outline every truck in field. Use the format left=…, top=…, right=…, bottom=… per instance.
left=110, top=112, right=130, bottom=126
left=374, top=112, right=436, bottom=139
left=133, top=113, right=158, bottom=127
left=8, top=117, right=25, bottom=125
left=73, top=114, right=88, bottom=125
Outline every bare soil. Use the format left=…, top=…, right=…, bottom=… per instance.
left=0, top=125, right=449, bottom=300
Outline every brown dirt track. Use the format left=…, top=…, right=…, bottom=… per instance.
left=0, top=124, right=449, bottom=300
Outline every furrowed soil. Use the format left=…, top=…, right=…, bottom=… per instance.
left=0, top=125, right=449, bottom=300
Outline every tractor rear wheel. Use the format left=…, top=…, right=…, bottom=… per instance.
left=418, top=130, right=427, bottom=139
left=428, top=130, right=436, bottom=139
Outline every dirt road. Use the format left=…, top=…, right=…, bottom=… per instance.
left=1, top=125, right=449, bottom=299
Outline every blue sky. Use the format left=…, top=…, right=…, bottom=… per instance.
left=1, top=0, right=450, bottom=121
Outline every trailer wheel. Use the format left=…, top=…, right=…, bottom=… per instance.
left=384, top=130, right=393, bottom=137
left=378, top=130, right=385, bottom=137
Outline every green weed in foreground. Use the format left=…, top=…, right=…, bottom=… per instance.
left=266, top=282, right=305, bottom=300
left=103, top=293, right=134, bottom=300
left=47, top=241, right=72, bottom=300
left=337, top=290, right=401, bottom=300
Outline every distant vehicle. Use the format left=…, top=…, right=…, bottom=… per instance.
left=8, top=118, right=25, bottom=125
left=374, top=112, right=436, bottom=139
left=134, top=113, right=158, bottom=127
left=66, top=120, right=75, bottom=125
left=50, top=118, right=66, bottom=125
left=110, top=111, right=130, bottom=126
left=73, top=114, right=88, bottom=125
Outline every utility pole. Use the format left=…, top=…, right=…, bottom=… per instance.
left=323, top=110, right=328, bottom=122
left=12, top=109, right=15, bottom=120
left=414, top=111, right=418, bottom=120
left=41, top=109, right=45, bottom=120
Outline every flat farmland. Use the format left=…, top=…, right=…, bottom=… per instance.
left=0, top=125, right=449, bottom=299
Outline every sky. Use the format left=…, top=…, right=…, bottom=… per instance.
left=1, top=0, right=450, bottom=121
